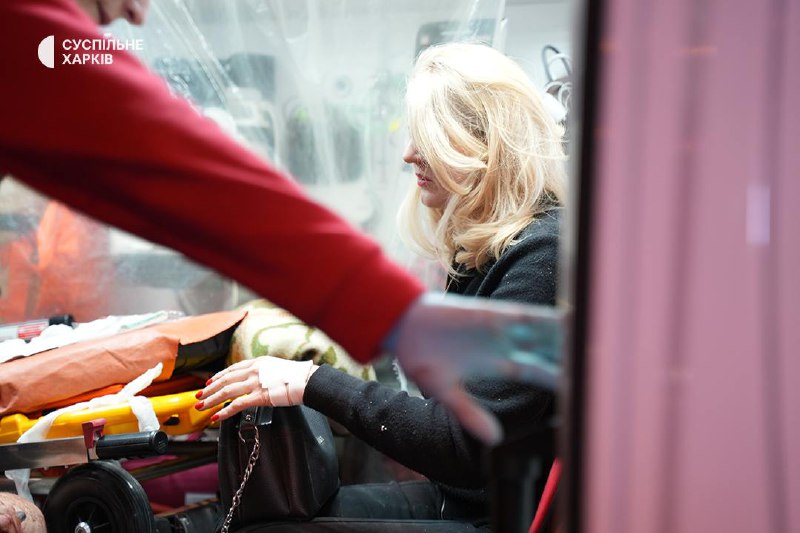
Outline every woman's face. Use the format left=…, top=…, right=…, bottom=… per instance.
left=403, top=141, right=450, bottom=209
left=74, top=0, right=150, bottom=25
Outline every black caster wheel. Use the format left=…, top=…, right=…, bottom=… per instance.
left=43, top=460, right=155, bottom=533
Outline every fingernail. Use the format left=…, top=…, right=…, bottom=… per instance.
left=195, top=390, right=203, bottom=399
left=206, top=378, right=213, bottom=386
left=211, top=413, right=219, bottom=422
left=195, top=401, right=204, bottom=410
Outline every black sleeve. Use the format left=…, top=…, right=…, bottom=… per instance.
left=304, top=364, right=488, bottom=488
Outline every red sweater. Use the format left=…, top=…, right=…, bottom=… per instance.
left=0, top=0, right=424, bottom=363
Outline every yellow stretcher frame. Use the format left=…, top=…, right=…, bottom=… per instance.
left=0, top=390, right=220, bottom=444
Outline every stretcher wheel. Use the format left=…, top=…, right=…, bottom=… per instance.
left=43, top=460, right=155, bottom=533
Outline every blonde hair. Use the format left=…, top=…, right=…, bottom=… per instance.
left=397, top=43, right=567, bottom=275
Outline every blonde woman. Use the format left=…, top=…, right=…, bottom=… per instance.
left=200, top=42, right=565, bottom=525
left=399, top=42, right=566, bottom=304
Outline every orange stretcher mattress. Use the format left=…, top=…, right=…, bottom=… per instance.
left=0, top=309, right=246, bottom=417
left=31, top=374, right=207, bottom=413
left=0, top=389, right=221, bottom=444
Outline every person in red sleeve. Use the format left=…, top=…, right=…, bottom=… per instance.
left=0, top=0, right=560, bottom=451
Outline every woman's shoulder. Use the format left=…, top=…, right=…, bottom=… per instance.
left=489, top=208, right=561, bottom=274
left=513, top=207, right=562, bottom=248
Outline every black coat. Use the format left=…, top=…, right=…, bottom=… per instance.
left=303, top=208, right=561, bottom=506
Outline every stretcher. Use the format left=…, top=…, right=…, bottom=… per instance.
left=0, top=389, right=224, bottom=532
left=0, top=311, right=249, bottom=532
left=0, top=389, right=218, bottom=444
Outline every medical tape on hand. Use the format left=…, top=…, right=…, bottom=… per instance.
left=257, top=358, right=314, bottom=406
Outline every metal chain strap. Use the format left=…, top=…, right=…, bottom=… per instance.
left=221, top=412, right=261, bottom=533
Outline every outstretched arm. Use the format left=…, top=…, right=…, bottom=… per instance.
left=2, top=1, right=560, bottom=446
left=0, top=0, right=423, bottom=364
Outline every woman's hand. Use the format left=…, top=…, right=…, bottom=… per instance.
left=195, top=356, right=318, bottom=422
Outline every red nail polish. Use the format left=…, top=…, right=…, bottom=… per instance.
left=206, top=379, right=213, bottom=386
left=195, top=390, right=203, bottom=399
left=195, top=401, right=204, bottom=410
left=211, top=414, right=219, bottom=422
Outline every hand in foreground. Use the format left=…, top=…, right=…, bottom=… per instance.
left=0, top=493, right=45, bottom=533
left=391, top=293, right=563, bottom=446
left=0, top=505, right=21, bottom=533
left=195, top=356, right=317, bottom=422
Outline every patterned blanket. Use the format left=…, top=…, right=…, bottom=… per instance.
left=228, top=299, right=375, bottom=381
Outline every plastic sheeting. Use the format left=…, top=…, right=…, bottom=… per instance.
left=0, top=0, right=505, bottom=323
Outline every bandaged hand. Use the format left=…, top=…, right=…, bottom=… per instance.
left=195, top=356, right=317, bottom=422
left=390, top=293, right=563, bottom=446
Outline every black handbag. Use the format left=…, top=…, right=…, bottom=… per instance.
left=217, top=405, right=340, bottom=531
